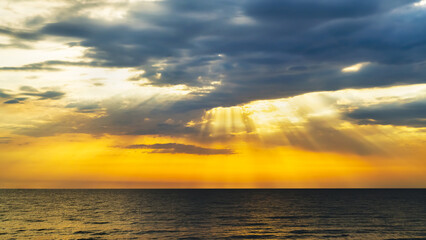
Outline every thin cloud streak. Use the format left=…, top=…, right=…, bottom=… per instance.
left=122, top=143, right=234, bottom=155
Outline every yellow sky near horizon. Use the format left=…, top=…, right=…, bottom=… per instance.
left=1, top=132, right=425, bottom=188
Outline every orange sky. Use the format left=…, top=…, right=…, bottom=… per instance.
left=1, top=124, right=425, bottom=188
left=1, top=0, right=426, bottom=188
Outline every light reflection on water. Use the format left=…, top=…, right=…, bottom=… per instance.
left=0, top=189, right=425, bottom=239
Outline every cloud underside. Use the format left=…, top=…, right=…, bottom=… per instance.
left=347, top=101, right=426, bottom=127
left=122, top=143, right=234, bottom=155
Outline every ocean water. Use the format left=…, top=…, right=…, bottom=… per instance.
left=0, top=189, right=425, bottom=239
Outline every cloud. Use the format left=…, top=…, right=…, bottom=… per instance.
left=19, top=86, right=38, bottom=92
left=0, top=63, right=59, bottom=71
left=14, top=94, right=202, bottom=137
left=0, top=137, right=12, bottom=144
left=0, top=61, right=96, bottom=72
left=7, top=0, right=420, bottom=112
left=1, top=86, right=66, bottom=104
left=4, top=99, right=20, bottom=104
left=66, top=102, right=101, bottom=113
left=283, top=119, right=379, bottom=155
left=3, top=0, right=426, bottom=157
left=0, top=27, right=41, bottom=41
left=22, top=90, right=65, bottom=100
left=122, top=143, right=234, bottom=155
left=11, top=83, right=425, bottom=156
left=4, top=98, right=27, bottom=104
left=346, top=100, right=426, bottom=127
left=0, top=89, right=12, bottom=98
left=244, top=0, right=413, bottom=20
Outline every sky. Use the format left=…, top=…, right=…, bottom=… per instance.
left=1, top=0, right=426, bottom=188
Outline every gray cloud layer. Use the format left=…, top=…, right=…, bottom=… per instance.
left=3, top=0, right=426, bottom=155
left=5, top=0, right=421, bottom=109
left=347, top=100, right=426, bottom=127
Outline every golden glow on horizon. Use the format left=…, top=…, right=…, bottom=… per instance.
left=1, top=134, right=425, bottom=188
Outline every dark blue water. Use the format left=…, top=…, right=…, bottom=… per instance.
left=0, top=189, right=425, bottom=239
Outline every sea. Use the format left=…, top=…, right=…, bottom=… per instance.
left=0, top=189, right=425, bottom=239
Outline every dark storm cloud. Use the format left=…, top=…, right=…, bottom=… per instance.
left=346, top=100, right=426, bottom=127
left=24, top=0, right=423, bottom=100
left=123, top=143, right=234, bottom=155
left=40, top=17, right=198, bottom=68
left=2, top=1, right=421, bottom=81
left=171, top=62, right=426, bottom=112
left=244, top=0, right=411, bottom=20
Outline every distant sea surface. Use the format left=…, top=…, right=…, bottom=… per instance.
left=0, top=189, right=425, bottom=239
